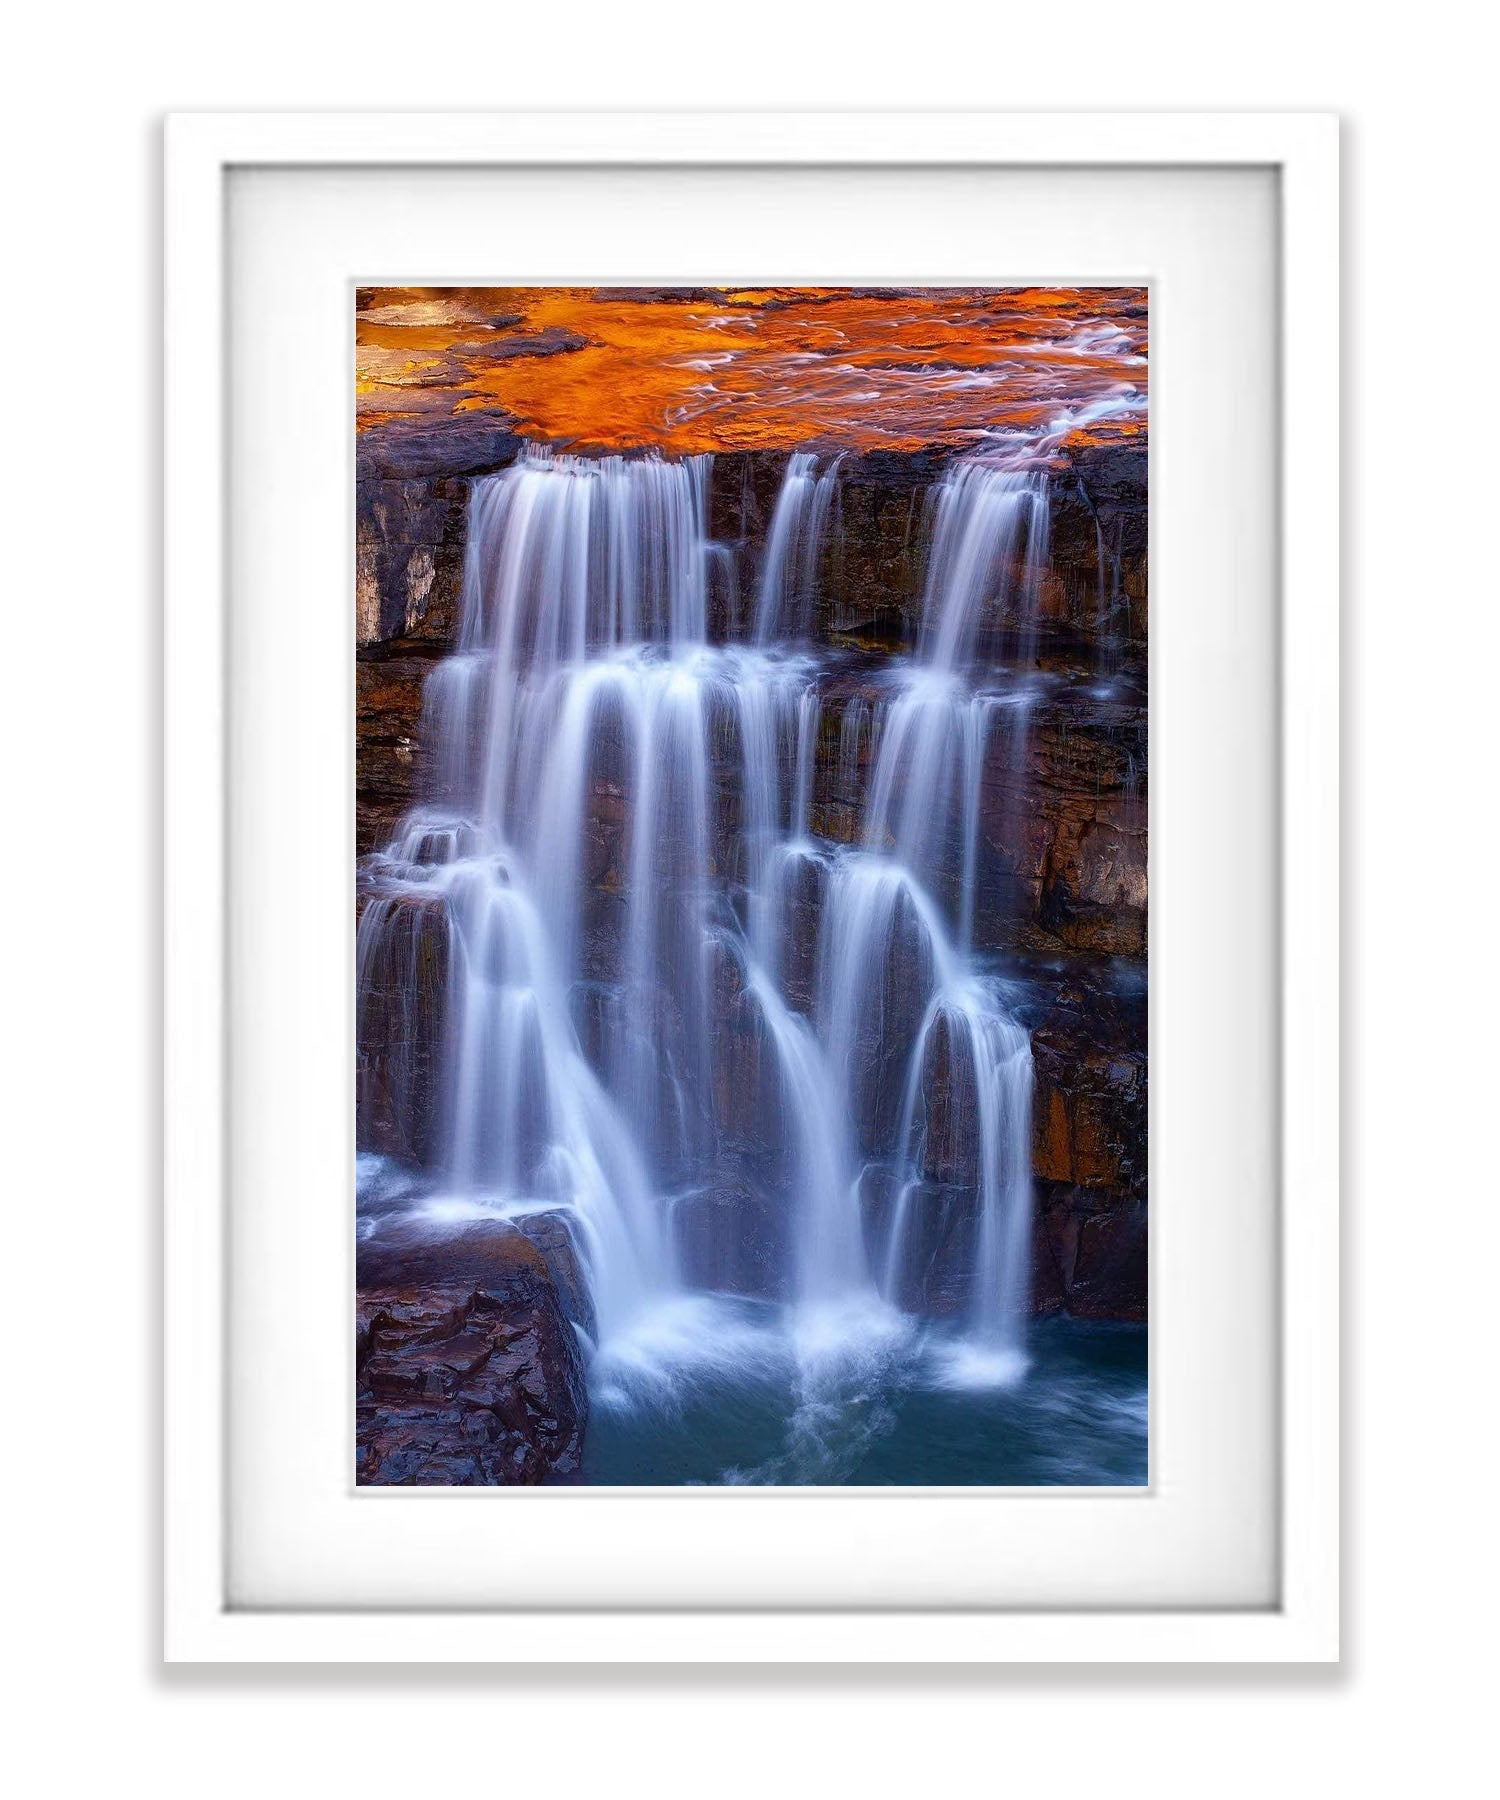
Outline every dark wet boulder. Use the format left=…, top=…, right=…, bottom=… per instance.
left=356, top=1223, right=588, bottom=1485
left=514, top=1209, right=597, bottom=1341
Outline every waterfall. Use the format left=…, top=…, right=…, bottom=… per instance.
left=357, top=442, right=1039, bottom=1375
left=917, top=463, right=1048, bottom=673
left=791, top=687, right=820, bottom=839
left=863, top=461, right=1050, bottom=946
left=754, top=453, right=842, bottom=644
left=882, top=988, right=1033, bottom=1341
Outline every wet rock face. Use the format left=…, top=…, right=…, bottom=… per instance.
left=855, top=962, right=1147, bottom=1322
left=774, top=850, right=826, bottom=1016
left=1048, top=450, right=1149, bottom=643
left=707, top=450, right=795, bottom=590
left=356, top=1223, right=588, bottom=1485
left=1033, top=1191, right=1146, bottom=1321
left=510, top=1210, right=597, bottom=1341
left=1033, top=702, right=1147, bottom=956
left=828, top=885, right=939, bottom=1160
left=356, top=476, right=469, bottom=648
left=354, top=455, right=482, bottom=858
left=706, top=936, right=789, bottom=1177
left=355, top=890, right=451, bottom=1164
left=356, top=653, right=436, bottom=856
left=966, top=691, right=1147, bottom=957
left=354, top=412, right=529, bottom=658
left=1027, top=967, right=1147, bottom=1320
left=1030, top=975, right=1146, bottom=1198
left=708, top=445, right=1147, bottom=659
left=673, top=1170, right=792, bottom=1301
left=810, top=455, right=939, bottom=645
left=916, top=1011, right=982, bottom=1186
left=857, top=1165, right=981, bottom=1317
left=891, top=1183, right=983, bottom=1317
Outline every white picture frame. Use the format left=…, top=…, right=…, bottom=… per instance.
left=164, top=111, right=1338, bottom=1663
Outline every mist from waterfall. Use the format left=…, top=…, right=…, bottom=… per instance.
left=357, top=442, right=1057, bottom=1464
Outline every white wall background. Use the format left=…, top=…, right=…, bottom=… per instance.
left=3, top=5, right=1493, bottom=1791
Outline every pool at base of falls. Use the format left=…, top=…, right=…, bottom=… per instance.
left=581, top=1294, right=1146, bottom=1486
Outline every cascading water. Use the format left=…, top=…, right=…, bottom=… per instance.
left=357, top=439, right=1058, bottom=1474
left=754, top=452, right=842, bottom=644
left=836, top=459, right=1048, bottom=1354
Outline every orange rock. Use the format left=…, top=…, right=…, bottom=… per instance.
left=1034, top=1086, right=1075, bottom=1184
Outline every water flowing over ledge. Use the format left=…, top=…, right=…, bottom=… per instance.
left=356, top=420, right=1147, bottom=1484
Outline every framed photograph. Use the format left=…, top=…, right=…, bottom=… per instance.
left=165, top=111, right=1338, bottom=1661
